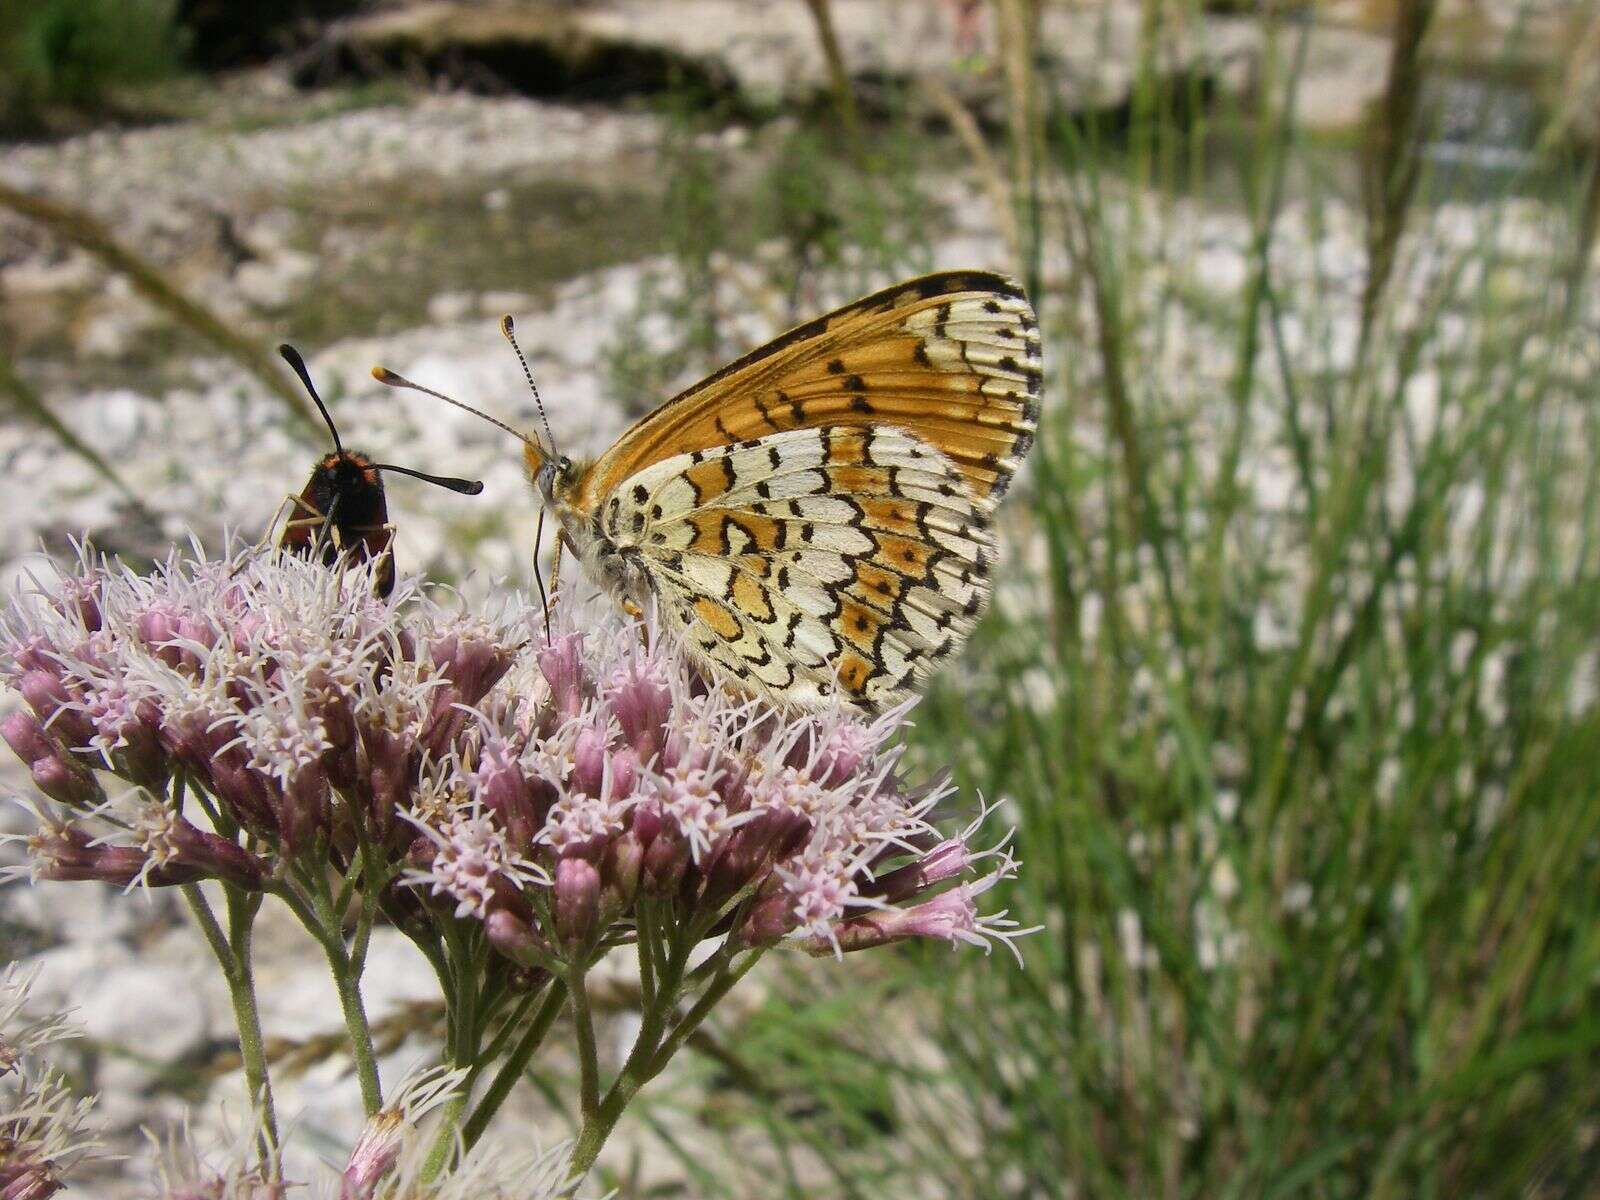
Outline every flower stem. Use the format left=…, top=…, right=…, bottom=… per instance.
left=303, top=865, right=383, bottom=1115
left=565, top=943, right=763, bottom=1180
left=182, top=882, right=279, bottom=1168
left=460, top=979, right=568, bottom=1151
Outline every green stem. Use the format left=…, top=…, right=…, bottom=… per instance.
left=302, top=865, right=383, bottom=1115
left=566, top=946, right=764, bottom=1180
left=567, top=963, right=602, bottom=1120
left=182, top=883, right=280, bottom=1166
left=460, top=980, right=569, bottom=1151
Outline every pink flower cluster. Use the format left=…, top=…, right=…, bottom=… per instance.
left=1, top=542, right=1024, bottom=962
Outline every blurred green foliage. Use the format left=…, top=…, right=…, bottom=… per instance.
left=0, top=0, right=187, bottom=128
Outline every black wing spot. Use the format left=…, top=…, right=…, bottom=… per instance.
left=843, top=374, right=867, bottom=393
left=632, top=484, right=648, bottom=504
left=913, top=342, right=932, bottom=368
left=827, top=359, right=846, bottom=375
left=983, top=299, right=1002, bottom=314
left=849, top=396, right=872, bottom=414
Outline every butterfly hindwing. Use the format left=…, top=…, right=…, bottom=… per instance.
left=602, top=427, right=994, bottom=710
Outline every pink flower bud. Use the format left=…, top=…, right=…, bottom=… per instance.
left=602, top=831, right=645, bottom=909
left=342, top=1110, right=406, bottom=1200
left=866, top=839, right=974, bottom=903
left=606, top=660, right=673, bottom=767
left=554, top=856, right=600, bottom=947
left=3, top=713, right=101, bottom=808
left=278, top=769, right=329, bottom=856
left=171, top=822, right=268, bottom=891
left=738, top=892, right=799, bottom=947
left=56, top=574, right=101, bottom=632
left=641, top=823, right=688, bottom=896
left=485, top=908, right=552, bottom=967
left=1, top=1163, right=61, bottom=1200
left=28, top=824, right=200, bottom=888
left=472, top=737, right=537, bottom=851
left=571, top=721, right=608, bottom=797
left=430, top=633, right=515, bottom=709
left=18, top=672, right=92, bottom=748
left=537, top=633, right=588, bottom=718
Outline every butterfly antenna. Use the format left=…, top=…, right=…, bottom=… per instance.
left=500, top=315, right=557, bottom=455
left=370, top=462, right=485, bottom=495
left=280, top=344, right=342, bottom=452
left=532, top=506, right=552, bottom=642
left=370, top=367, right=537, bottom=449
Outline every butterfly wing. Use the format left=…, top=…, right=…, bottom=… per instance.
left=598, top=426, right=993, bottom=711
left=572, top=271, right=1041, bottom=517
left=570, top=271, right=1040, bottom=711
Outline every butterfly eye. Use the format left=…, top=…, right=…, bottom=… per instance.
left=558, top=456, right=573, bottom=476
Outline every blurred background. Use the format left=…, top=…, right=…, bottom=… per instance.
left=2, top=0, right=1599, bottom=1195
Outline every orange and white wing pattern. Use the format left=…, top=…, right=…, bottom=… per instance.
left=597, top=426, right=992, bottom=710
left=573, top=271, right=1041, bottom=513
left=571, top=272, right=1042, bottom=713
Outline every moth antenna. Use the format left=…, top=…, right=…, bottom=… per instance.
left=500, top=315, right=557, bottom=456
left=370, top=366, right=537, bottom=449
left=370, top=463, right=485, bottom=495
left=280, top=344, right=342, bottom=453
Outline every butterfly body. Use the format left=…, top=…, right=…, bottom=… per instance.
left=526, top=271, right=1042, bottom=713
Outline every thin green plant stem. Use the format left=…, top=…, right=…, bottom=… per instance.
left=302, top=862, right=384, bottom=1115
left=180, top=882, right=279, bottom=1166
left=567, top=947, right=764, bottom=1180
left=461, top=979, right=569, bottom=1151
left=568, top=962, right=602, bottom=1120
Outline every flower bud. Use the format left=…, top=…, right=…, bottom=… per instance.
left=537, top=633, right=588, bottom=719
left=1, top=1162, right=61, bottom=1200
left=472, top=738, right=537, bottom=851
left=607, top=660, right=673, bottom=767
left=602, top=830, right=645, bottom=910
left=554, top=856, right=601, bottom=947
left=640, top=823, right=688, bottom=896
left=278, top=769, right=329, bottom=856
left=3, top=713, right=100, bottom=809
left=865, top=839, right=973, bottom=903
left=484, top=908, right=552, bottom=967
left=570, top=721, right=608, bottom=797
left=431, top=632, right=515, bottom=709
left=18, top=672, right=92, bottom=749
left=737, top=892, right=799, bottom=947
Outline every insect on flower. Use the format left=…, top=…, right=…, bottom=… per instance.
left=374, top=272, right=1042, bottom=711
left=276, top=344, right=484, bottom=597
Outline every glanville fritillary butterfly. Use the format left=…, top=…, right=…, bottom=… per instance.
left=376, top=271, right=1042, bottom=713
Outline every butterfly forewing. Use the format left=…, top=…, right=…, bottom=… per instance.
left=573, top=272, right=1041, bottom=514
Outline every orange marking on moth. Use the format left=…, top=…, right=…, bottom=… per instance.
left=836, top=598, right=887, bottom=653
left=826, top=465, right=882, bottom=495
left=874, top=532, right=935, bottom=577
left=686, top=515, right=727, bottom=556
left=836, top=650, right=875, bottom=696
left=684, top=458, right=734, bottom=505
left=852, top=561, right=904, bottom=606
left=857, top=498, right=922, bottom=539
left=694, top=597, right=743, bottom=641
left=819, top=432, right=870, bottom=470
left=733, top=553, right=774, bottom=579
left=729, top=513, right=783, bottom=553
left=731, top=573, right=775, bottom=622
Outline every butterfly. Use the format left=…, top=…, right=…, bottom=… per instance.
left=377, top=271, right=1040, bottom=711
left=276, top=344, right=483, bottom=597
